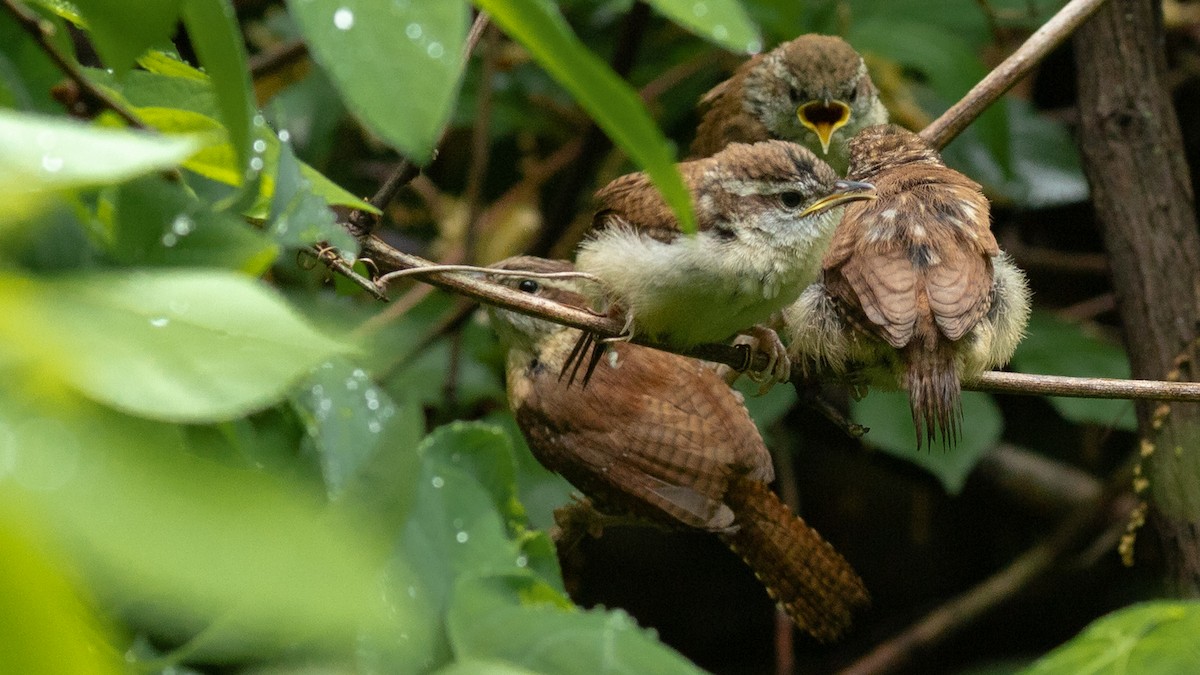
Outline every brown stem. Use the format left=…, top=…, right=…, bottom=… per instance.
left=361, top=238, right=1200, bottom=404
left=248, top=37, right=308, bottom=80
left=3, top=0, right=145, bottom=128
left=920, top=0, right=1110, bottom=150
left=346, top=11, right=492, bottom=236
left=1075, top=0, right=1200, bottom=596
left=463, top=24, right=499, bottom=264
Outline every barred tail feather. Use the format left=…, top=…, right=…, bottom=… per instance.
left=904, top=340, right=962, bottom=449
left=718, top=477, right=869, bottom=642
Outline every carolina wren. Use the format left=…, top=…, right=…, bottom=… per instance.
left=486, top=256, right=870, bottom=642
left=691, top=34, right=888, bottom=173
left=783, top=125, right=1031, bottom=447
left=574, top=140, right=876, bottom=383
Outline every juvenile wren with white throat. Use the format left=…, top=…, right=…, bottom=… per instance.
left=691, top=34, right=888, bottom=173
left=486, top=256, right=870, bottom=642
left=574, top=140, right=875, bottom=383
left=784, top=125, right=1031, bottom=447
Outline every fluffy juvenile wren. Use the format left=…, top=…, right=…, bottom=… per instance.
left=783, top=125, right=1030, bottom=447
left=574, top=140, right=875, bottom=383
left=486, top=256, right=870, bottom=642
left=691, top=34, right=888, bottom=173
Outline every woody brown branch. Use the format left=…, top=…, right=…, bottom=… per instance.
left=361, top=237, right=1200, bottom=403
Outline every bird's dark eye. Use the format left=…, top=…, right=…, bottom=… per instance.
left=517, top=279, right=540, bottom=293
left=846, top=87, right=859, bottom=102
left=788, top=85, right=801, bottom=101
left=779, top=191, right=804, bottom=209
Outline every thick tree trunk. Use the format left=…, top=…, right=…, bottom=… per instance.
left=1074, top=0, right=1200, bottom=595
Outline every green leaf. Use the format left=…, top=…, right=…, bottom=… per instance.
left=1010, top=312, right=1137, bottom=432
left=180, top=0, right=255, bottom=175
left=287, top=0, right=470, bottom=161
left=1023, top=601, right=1200, bottom=674
left=485, top=412, right=573, bottom=533
left=734, top=377, right=798, bottom=429
left=1005, top=100, right=1088, bottom=209
left=109, top=174, right=279, bottom=273
left=0, top=384, right=396, bottom=660
left=475, top=0, right=696, bottom=233
left=130, top=106, right=375, bottom=214
left=849, top=18, right=1008, bottom=170
left=71, top=0, right=182, bottom=73
left=851, top=390, right=1003, bottom=493
left=644, top=0, right=761, bottom=53
left=293, top=358, right=421, bottom=504
left=0, top=269, right=350, bottom=422
left=0, top=507, right=124, bottom=675
left=0, top=109, right=202, bottom=220
left=447, top=574, right=703, bottom=674
left=269, top=141, right=358, bottom=256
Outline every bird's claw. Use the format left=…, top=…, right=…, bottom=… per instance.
left=730, top=326, right=792, bottom=394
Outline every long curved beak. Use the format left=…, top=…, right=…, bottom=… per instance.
left=798, top=99, right=852, bottom=154
left=798, top=179, right=876, bottom=218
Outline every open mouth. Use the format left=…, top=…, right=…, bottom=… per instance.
left=798, top=100, right=852, bottom=154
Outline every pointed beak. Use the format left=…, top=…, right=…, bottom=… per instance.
left=798, top=179, right=876, bottom=218
left=798, top=99, right=852, bottom=154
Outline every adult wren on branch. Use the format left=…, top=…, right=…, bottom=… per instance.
left=486, top=256, right=870, bottom=642
left=572, top=140, right=876, bottom=384
left=784, top=125, right=1031, bottom=447
left=691, top=34, right=888, bottom=173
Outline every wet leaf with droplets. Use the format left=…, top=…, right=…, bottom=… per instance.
left=109, top=175, right=278, bottom=273
left=0, top=109, right=202, bottom=221
left=0, top=269, right=350, bottom=422
left=287, top=0, right=470, bottom=161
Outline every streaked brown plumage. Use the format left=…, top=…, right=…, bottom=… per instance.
left=487, top=256, right=870, bottom=642
left=691, top=34, right=888, bottom=173
left=801, top=125, right=1011, bottom=447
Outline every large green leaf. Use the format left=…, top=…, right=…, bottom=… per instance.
left=851, top=389, right=1003, bottom=493
left=287, top=0, right=470, bottom=162
left=1023, top=601, right=1200, bottom=674
left=180, top=0, right=256, bottom=176
left=0, top=109, right=202, bottom=220
left=0, top=383, right=396, bottom=662
left=0, top=269, right=350, bottom=422
left=645, top=0, right=761, bottom=53
left=71, top=0, right=182, bottom=74
left=1010, top=312, right=1137, bottom=432
left=447, top=574, right=704, bottom=674
left=476, top=0, right=696, bottom=233
left=0, top=507, right=124, bottom=675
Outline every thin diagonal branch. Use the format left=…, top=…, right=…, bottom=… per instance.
left=3, top=0, right=145, bottom=128
left=920, top=0, right=1110, bottom=149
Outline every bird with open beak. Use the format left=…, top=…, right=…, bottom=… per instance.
left=691, top=34, right=888, bottom=174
